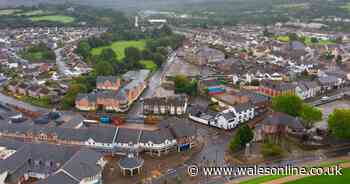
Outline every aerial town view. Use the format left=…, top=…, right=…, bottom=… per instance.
left=1, top=0, right=350, bottom=184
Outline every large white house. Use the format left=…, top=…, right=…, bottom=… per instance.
left=189, top=103, right=255, bottom=130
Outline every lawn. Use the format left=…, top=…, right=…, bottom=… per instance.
left=140, top=60, right=158, bottom=71
left=30, top=15, right=75, bottom=23
left=274, top=35, right=335, bottom=46
left=0, top=9, right=21, bottom=15
left=340, top=3, right=350, bottom=12
left=240, top=160, right=349, bottom=184
left=16, top=10, right=50, bottom=16
left=275, top=35, right=290, bottom=42
left=91, top=40, right=147, bottom=60
left=286, top=168, right=350, bottom=184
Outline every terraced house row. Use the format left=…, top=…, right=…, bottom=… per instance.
left=75, top=70, right=150, bottom=112
left=0, top=117, right=197, bottom=157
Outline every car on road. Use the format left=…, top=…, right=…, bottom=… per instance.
left=321, top=96, right=330, bottom=101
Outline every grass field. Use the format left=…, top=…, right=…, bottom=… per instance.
left=91, top=40, right=147, bottom=60
left=275, top=35, right=290, bottom=42
left=274, top=35, right=335, bottom=46
left=0, top=9, right=21, bottom=15
left=286, top=168, right=350, bottom=184
left=140, top=60, right=157, bottom=71
left=240, top=160, right=349, bottom=184
left=17, top=10, right=50, bottom=16
left=31, top=15, right=75, bottom=23
left=340, top=3, right=350, bottom=12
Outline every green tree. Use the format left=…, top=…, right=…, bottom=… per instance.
left=328, top=109, right=350, bottom=139
left=61, top=83, right=87, bottom=109
left=300, top=104, right=322, bottom=128
left=310, top=37, right=319, bottom=43
left=153, top=52, right=166, bottom=67
left=76, top=40, right=91, bottom=59
left=94, top=61, right=115, bottom=76
left=272, top=95, right=303, bottom=117
left=125, top=47, right=141, bottom=63
left=229, top=125, right=254, bottom=152
left=99, top=48, right=117, bottom=62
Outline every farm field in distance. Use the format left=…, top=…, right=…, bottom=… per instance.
left=30, top=15, right=75, bottom=23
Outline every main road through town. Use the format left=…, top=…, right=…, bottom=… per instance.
left=127, top=52, right=177, bottom=119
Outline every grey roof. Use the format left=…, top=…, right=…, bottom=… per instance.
left=290, top=41, right=305, bottom=50
left=139, top=129, right=174, bottom=144
left=318, top=75, right=339, bottom=85
left=116, top=128, right=142, bottom=144
left=37, top=172, right=78, bottom=184
left=234, top=102, right=253, bottom=113
left=261, top=112, right=304, bottom=130
left=119, top=155, right=144, bottom=169
left=159, top=117, right=196, bottom=138
left=61, top=149, right=102, bottom=181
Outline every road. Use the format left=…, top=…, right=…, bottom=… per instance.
left=127, top=52, right=177, bottom=118
left=55, top=48, right=71, bottom=76
left=308, top=86, right=350, bottom=106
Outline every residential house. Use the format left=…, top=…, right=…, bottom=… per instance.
left=295, top=81, right=321, bottom=100
left=254, top=112, right=305, bottom=141
left=256, top=80, right=296, bottom=97
left=142, top=95, right=188, bottom=115
left=96, top=76, right=121, bottom=91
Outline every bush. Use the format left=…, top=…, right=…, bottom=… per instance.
left=261, top=142, right=283, bottom=158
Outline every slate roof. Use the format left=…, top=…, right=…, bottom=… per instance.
left=119, top=155, right=144, bottom=169
left=37, top=172, right=78, bottom=184
left=61, top=149, right=102, bottom=181
left=116, top=128, right=141, bottom=144
left=261, top=112, right=304, bottom=130
left=159, top=117, right=196, bottom=138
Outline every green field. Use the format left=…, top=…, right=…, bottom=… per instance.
left=240, top=160, right=349, bottom=184
left=275, top=35, right=290, bottom=42
left=274, top=35, right=335, bottom=46
left=286, top=168, right=350, bottom=184
left=0, top=9, right=21, bottom=15
left=91, top=40, right=147, bottom=60
left=140, top=60, right=157, bottom=71
left=340, top=3, right=350, bottom=12
left=17, top=10, right=51, bottom=16
left=30, top=15, right=75, bottom=23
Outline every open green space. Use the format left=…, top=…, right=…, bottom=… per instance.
left=286, top=168, right=350, bottom=184
left=91, top=40, right=147, bottom=60
left=274, top=35, right=335, bottom=46
left=240, top=160, right=349, bottom=184
left=30, top=15, right=75, bottom=23
left=0, top=9, right=21, bottom=15
left=340, top=3, right=350, bottom=12
left=275, top=35, right=290, bottom=42
left=16, top=10, right=51, bottom=16
left=140, top=60, right=157, bottom=71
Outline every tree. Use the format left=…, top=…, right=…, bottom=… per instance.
left=288, top=32, right=299, bottom=41
left=300, top=104, right=322, bottom=128
left=272, top=95, right=303, bottom=117
left=76, top=40, right=91, bottom=59
left=174, top=75, right=197, bottom=96
left=336, top=55, right=343, bottom=66
left=125, top=47, right=141, bottom=63
left=229, top=125, right=254, bottom=152
left=99, top=48, right=117, bottom=63
left=328, top=109, right=350, bottom=139
left=310, top=37, right=319, bottom=43
left=153, top=52, right=166, bottom=67
left=94, top=61, right=115, bottom=76
left=61, top=83, right=87, bottom=109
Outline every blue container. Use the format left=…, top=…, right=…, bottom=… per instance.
left=100, top=116, right=110, bottom=124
